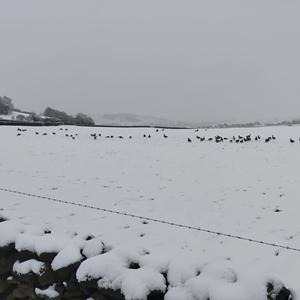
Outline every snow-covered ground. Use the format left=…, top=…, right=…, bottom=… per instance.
left=0, top=125, right=300, bottom=299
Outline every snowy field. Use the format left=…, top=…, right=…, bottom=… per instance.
left=1, top=125, right=300, bottom=299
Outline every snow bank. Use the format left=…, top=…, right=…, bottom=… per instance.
left=77, top=250, right=166, bottom=300
left=13, top=259, right=45, bottom=275
left=35, top=284, right=59, bottom=298
left=51, top=244, right=83, bottom=270
left=0, top=220, right=22, bottom=247
left=15, top=232, right=70, bottom=255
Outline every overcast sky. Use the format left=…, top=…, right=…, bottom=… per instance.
left=1, top=0, right=300, bottom=123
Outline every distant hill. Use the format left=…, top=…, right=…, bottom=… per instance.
left=91, top=113, right=205, bottom=128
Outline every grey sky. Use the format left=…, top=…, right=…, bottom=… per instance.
left=1, top=0, right=300, bottom=123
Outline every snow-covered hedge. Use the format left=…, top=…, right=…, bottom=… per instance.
left=0, top=219, right=292, bottom=300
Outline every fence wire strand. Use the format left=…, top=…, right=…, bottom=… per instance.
left=1, top=187, right=300, bottom=253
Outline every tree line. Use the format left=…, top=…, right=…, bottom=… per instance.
left=0, top=96, right=95, bottom=126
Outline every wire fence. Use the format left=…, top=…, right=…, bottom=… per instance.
left=1, top=186, right=300, bottom=253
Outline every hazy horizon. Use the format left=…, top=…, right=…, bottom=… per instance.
left=1, top=0, right=300, bottom=123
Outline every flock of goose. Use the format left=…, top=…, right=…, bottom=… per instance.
left=15, top=127, right=300, bottom=143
